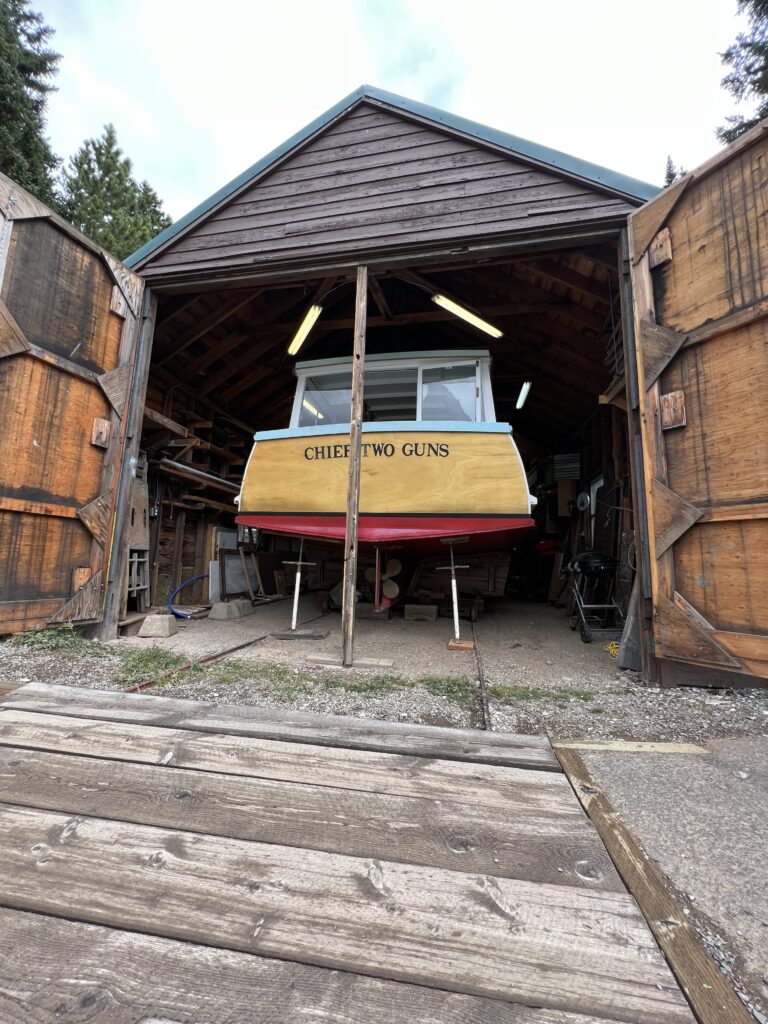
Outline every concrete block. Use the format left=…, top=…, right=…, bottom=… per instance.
left=208, top=599, right=256, bottom=620
left=137, top=615, right=178, bottom=638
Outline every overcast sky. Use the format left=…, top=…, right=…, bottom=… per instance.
left=39, top=0, right=748, bottom=221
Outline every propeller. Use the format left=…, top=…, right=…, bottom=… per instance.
left=365, top=557, right=402, bottom=599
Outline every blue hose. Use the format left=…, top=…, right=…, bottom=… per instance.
left=168, top=573, right=209, bottom=619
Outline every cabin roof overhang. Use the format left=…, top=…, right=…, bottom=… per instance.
left=127, top=85, right=659, bottom=281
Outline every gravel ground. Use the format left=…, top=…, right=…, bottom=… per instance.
left=585, top=740, right=768, bottom=1022
left=1, top=598, right=766, bottom=740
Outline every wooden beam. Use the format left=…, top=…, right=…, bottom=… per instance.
left=156, top=458, right=240, bottom=494
left=342, top=266, right=367, bottom=668
left=517, top=258, right=611, bottom=306
left=368, top=275, right=393, bottom=320
left=557, top=748, right=753, bottom=1024
left=157, top=290, right=262, bottom=367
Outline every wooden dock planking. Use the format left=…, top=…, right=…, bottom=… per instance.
left=0, top=907, right=651, bottom=1024
left=0, top=744, right=621, bottom=889
left=0, top=682, right=559, bottom=768
left=0, top=684, right=697, bottom=1023
left=0, top=803, right=693, bottom=1023
left=0, top=706, right=576, bottom=809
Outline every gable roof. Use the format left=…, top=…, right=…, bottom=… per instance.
left=126, top=84, right=659, bottom=270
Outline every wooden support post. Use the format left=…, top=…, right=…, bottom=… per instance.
left=341, top=266, right=368, bottom=667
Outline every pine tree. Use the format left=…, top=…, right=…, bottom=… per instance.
left=718, top=0, right=768, bottom=143
left=0, top=0, right=60, bottom=204
left=59, top=124, right=172, bottom=260
left=664, top=156, right=688, bottom=186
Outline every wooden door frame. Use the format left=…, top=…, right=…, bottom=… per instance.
left=98, top=287, right=158, bottom=641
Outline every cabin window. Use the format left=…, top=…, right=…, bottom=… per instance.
left=364, top=367, right=418, bottom=421
left=295, top=358, right=487, bottom=427
left=421, top=366, right=477, bottom=422
left=299, top=372, right=352, bottom=426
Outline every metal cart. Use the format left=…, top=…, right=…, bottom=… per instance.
left=567, top=550, right=624, bottom=644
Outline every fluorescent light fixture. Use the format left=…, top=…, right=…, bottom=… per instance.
left=516, top=381, right=532, bottom=409
left=431, top=294, right=503, bottom=338
left=287, top=304, right=323, bottom=356
left=302, top=398, right=324, bottom=420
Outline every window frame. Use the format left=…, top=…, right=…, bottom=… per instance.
left=291, top=356, right=495, bottom=427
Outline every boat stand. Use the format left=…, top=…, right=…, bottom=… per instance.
left=274, top=540, right=328, bottom=640
left=437, top=545, right=474, bottom=651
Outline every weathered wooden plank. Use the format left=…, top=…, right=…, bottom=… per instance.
left=148, top=198, right=630, bottom=275
left=47, top=569, right=102, bottom=624
left=0, top=683, right=559, bottom=769
left=76, top=489, right=113, bottom=547
left=0, top=744, right=620, bottom=888
left=192, top=177, right=604, bottom=240
left=0, top=297, right=30, bottom=358
left=0, top=907, right=631, bottom=1024
left=650, top=479, right=702, bottom=558
left=0, top=709, right=564, bottom=806
left=656, top=594, right=740, bottom=668
left=0, top=804, right=693, bottom=1022
left=97, top=364, right=131, bottom=417
left=0, top=496, right=78, bottom=519
left=630, top=175, right=690, bottom=264
left=557, top=748, right=752, bottom=1024
left=639, top=320, right=687, bottom=390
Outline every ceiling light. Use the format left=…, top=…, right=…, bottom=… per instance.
left=431, top=294, right=503, bottom=338
left=302, top=398, right=324, bottom=420
left=516, top=381, right=532, bottom=409
left=287, top=304, right=323, bottom=356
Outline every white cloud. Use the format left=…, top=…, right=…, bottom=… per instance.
left=39, top=0, right=747, bottom=220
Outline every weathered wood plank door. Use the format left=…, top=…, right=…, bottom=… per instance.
left=629, top=123, right=768, bottom=681
left=0, top=174, right=145, bottom=634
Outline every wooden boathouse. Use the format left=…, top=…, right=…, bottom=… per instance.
left=0, top=85, right=766, bottom=686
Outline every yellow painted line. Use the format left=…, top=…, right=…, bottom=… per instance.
left=552, top=740, right=708, bottom=754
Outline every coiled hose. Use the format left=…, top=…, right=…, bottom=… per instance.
left=168, top=573, right=209, bottom=619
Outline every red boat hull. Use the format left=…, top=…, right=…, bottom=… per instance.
left=236, top=512, right=535, bottom=552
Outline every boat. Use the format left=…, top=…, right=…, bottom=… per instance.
left=236, top=350, right=536, bottom=555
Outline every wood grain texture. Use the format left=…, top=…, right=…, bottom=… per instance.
left=0, top=907, right=632, bottom=1024
left=0, top=803, right=692, bottom=1023
left=0, top=297, right=30, bottom=357
left=650, top=478, right=702, bottom=558
left=142, top=103, right=636, bottom=279
left=241, top=431, right=530, bottom=516
left=76, top=489, right=113, bottom=547
left=0, top=708, right=565, bottom=806
left=47, top=569, right=102, bottom=624
left=656, top=594, right=740, bottom=669
left=0, top=744, right=620, bottom=889
left=0, top=683, right=559, bottom=769
left=557, top=748, right=751, bottom=1024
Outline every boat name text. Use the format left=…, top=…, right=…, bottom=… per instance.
left=304, top=441, right=450, bottom=461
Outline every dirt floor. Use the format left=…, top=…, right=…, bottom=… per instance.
left=1, top=597, right=766, bottom=742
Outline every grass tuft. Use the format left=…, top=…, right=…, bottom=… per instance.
left=419, top=675, right=473, bottom=706
left=488, top=683, right=594, bottom=704
left=8, top=625, right=109, bottom=657
left=118, top=648, right=188, bottom=686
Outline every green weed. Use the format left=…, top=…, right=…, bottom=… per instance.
left=118, top=648, right=188, bottom=686
left=419, top=675, right=473, bottom=706
left=8, top=625, right=109, bottom=657
left=321, top=673, right=404, bottom=696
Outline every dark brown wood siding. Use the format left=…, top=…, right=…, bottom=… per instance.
left=146, top=103, right=636, bottom=278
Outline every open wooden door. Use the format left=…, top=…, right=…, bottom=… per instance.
left=629, top=123, right=768, bottom=682
left=0, top=173, right=150, bottom=634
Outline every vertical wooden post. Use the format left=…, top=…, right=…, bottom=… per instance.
left=341, top=266, right=368, bottom=667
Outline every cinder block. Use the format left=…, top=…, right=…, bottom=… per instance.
left=404, top=604, right=438, bottom=621
left=208, top=599, right=255, bottom=620
left=137, top=615, right=178, bottom=638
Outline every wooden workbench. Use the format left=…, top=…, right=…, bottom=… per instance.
left=0, top=682, right=694, bottom=1023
